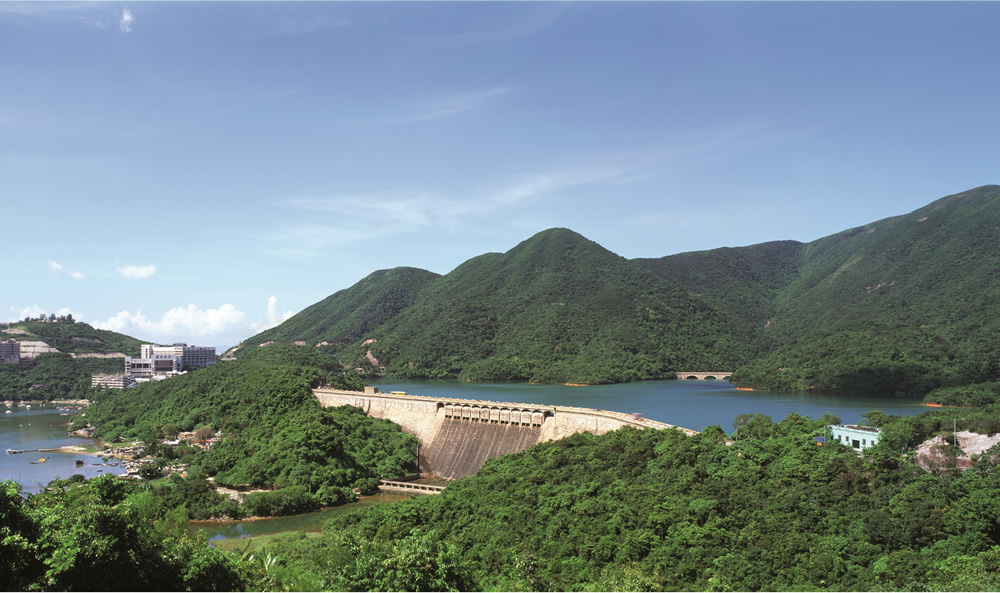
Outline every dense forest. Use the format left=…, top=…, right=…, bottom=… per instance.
left=0, top=353, right=122, bottom=401
left=243, top=185, right=1000, bottom=397
left=82, top=345, right=419, bottom=517
left=1, top=475, right=264, bottom=591
left=241, top=406, right=1000, bottom=592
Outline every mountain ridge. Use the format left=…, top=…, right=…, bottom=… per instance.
left=243, top=185, right=1000, bottom=394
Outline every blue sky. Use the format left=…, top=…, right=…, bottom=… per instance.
left=3, top=2, right=998, bottom=352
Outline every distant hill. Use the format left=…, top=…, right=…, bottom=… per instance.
left=247, top=267, right=440, bottom=350
left=2, top=320, right=144, bottom=356
left=732, top=185, right=1000, bottom=395
left=240, top=185, right=1000, bottom=395
left=244, top=229, right=762, bottom=384
left=0, top=320, right=145, bottom=400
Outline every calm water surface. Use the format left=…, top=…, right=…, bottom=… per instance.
left=4, top=381, right=929, bottom=539
left=191, top=492, right=418, bottom=543
left=370, top=379, right=928, bottom=433
left=0, top=403, right=125, bottom=493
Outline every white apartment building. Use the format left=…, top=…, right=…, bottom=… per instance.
left=126, top=343, right=216, bottom=380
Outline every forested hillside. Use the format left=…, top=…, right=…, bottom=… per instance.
left=732, top=185, right=1000, bottom=395
left=85, top=345, right=418, bottom=508
left=2, top=319, right=143, bottom=356
left=0, top=319, right=143, bottom=400
left=249, top=407, right=1000, bottom=592
left=246, top=267, right=440, bottom=350
left=244, top=229, right=762, bottom=384
left=240, top=185, right=1000, bottom=396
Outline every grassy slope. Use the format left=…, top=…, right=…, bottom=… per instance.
left=3, top=320, right=144, bottom=356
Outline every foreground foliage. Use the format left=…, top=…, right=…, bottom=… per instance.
left=261, top=409, right=1000, bottom=591
left=1, top=476, right=260, bottom=591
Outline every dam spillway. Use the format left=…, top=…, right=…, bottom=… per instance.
left=314, top=387, right=695, bottom=480
left=425, top=419, right=541, bottom=479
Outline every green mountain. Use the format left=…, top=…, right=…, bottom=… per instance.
left=246, top=229, right=761, bottom=384
left=246, top=266, right=440, bottom=350
left=730, top=185, right=1000, bottom=395
left=242, top=185, right=1000, bottom=395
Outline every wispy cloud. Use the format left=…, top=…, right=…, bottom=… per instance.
left=410, top=86, right=513, bottom=122
left=367, top=86, right=513, bottom=125
left=117, top=263, right=156, bottom=279
left=48, top=260, right=84, bottom=281
left=289, top=163, right=628, bottom=230
left=119, top=7, right=133, bottom=33
left=417, top=3, right=569, bottom=45
left=269, top=161, right=633, bottom=260
left=260, top=223, right=370, bottom=260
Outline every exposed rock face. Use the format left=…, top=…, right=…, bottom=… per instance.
left=17, top=341, right=58, bottom=358
left=915, top=430, right=1000, bottom=471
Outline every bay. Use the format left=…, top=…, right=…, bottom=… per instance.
left=0, top=403, right=124, bottom=493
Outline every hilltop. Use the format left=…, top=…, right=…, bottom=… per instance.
left=242, top=185, right=1000, bottom=396
left=246, top=228, right=761, bottom=384
left=0, top=319, right=145, bottom=400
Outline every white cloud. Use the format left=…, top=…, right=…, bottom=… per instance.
left=17, top=305, right=47, bottom=320
left=119, top=7, right=133, bottom=33
left=117, top=263, right=156, bottom=279
left=48, top=260, right=84, bottom=280
left=250, top=296, right=296, bottom=332
left=94, top=304, right=246, bottom=342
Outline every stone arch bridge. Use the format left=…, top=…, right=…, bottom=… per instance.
left=675, top=371, right=733, bottom=381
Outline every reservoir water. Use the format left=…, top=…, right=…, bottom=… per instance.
left=0, top=403, right=125, bottom=493
left=370, top=379, right=928, bottom=433
left=2, top=382, right=927, bottom=494
left=4, top=381, right=929, bottom=539
left=191, top=492, right=416, bottom=544
left=196, top=380, right=929, bottom=541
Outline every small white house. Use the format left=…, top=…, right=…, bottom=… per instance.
left=830, top=424, right=881, bottom=451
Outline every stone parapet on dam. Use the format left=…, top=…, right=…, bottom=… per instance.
left=314, top=387, right=696, bottom=480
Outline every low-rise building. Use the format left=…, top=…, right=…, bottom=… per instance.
left=830, top=424, right=881, bottom=451
left=92, top=373, right=131, bottom=389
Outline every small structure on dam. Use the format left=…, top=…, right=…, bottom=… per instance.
left=314, top=386, right=695, bottom=480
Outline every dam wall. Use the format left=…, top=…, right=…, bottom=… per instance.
left=314, top=387, right=695, bottom=479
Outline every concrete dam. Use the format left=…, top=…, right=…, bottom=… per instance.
left=314, top=387, right=696, bottom=480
